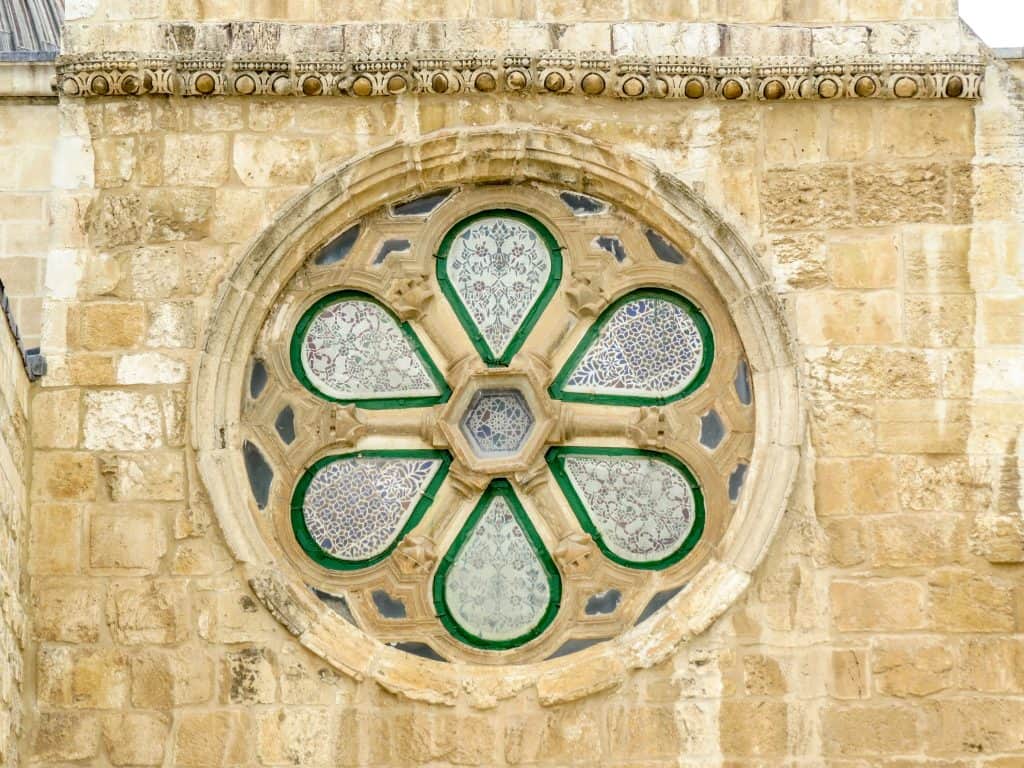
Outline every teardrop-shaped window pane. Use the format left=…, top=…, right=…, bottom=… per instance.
left=547, top=447, right=705, bottom=569
left=292, top=450, right=450, bottom=570
left=437, top=212, right=562, bottom=366
left=290, top=292, right=449, bottom=408
left=551, top=289, right=713, bottom=405
left=434, top=481, right=561, bottom=649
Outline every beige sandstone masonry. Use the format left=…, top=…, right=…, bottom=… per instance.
left=0, top=0, right=1019, bottom=765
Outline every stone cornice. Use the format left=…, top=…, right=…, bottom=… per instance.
left=54, top=50, right=985, bottom=100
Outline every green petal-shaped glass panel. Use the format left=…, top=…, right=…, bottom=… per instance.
left=433, top=480, right=561, bottom=649
left=291, top=291, right=450, bottom=409
left=437, top=211, right=562, bottom=366
left=292, top=450, right=451, bottom=570
left=550, top=289, right=714, bottom=405
left=547, top=447, right=705, bottom=570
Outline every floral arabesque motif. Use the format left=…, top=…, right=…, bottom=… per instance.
left=561, top=296, right=705, bottom=400
left=301, top=455, right=444, bottom=561
left=459, top=389, right=535, bottom=458
left=442, top=492, right=554, bottom=642
left=444, top=216, right=553, bottom=361
left=561, top=454, right=696, bottom=563
left=298, top=297, right=440, bottom=401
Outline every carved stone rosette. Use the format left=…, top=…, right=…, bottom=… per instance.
left=54, top=50, right=986, bottom=101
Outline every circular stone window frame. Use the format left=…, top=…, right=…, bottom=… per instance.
left=192, top=127, right=802, bottom=708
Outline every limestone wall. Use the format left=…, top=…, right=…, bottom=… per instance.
left=13, top=3, right=1024, bottom=766
left=0, top=288, right=30, bottom=765
left=0, top=100, right=58, bottom=350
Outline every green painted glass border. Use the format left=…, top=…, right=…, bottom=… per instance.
left=432, top=479, right=563, bottom=651
left=289, top=290, right=451, bottom=410
left=291, top=449, right=452, bottom=571
left=546, top=446, right=706, bottom=571
left=549, top=288, right=716, bottom=406
left=436, top=210, right=564, bottom=367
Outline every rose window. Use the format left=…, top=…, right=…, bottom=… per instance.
left=242, top=184, right=755, bottom=663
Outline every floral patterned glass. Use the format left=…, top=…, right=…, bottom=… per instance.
left=281, top=206, right=731, bottom=655
left=459, top=389, right=536, bottom=458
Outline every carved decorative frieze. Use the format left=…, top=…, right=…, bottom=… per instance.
left=55, top=50, right=986, bottom=100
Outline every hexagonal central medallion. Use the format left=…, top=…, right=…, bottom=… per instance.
left=440, top=364, right=557, bottom=476
left=460, top=389, right=535, bottom=458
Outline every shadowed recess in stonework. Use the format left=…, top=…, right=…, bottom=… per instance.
left=547, top=637, right=613, bottom=659
left=729, top=462, right=749, bottom=502
left=371, top=589, right=407, bottom=619
left=559, top=191, right=607, bottom=215
left=584, top=589, right=622, bottom=615
left=274, top=406, right=295, bottom=444
left=314, top=223, right=360, bottom=266
left=311, top=587, right=358, bottom=626
left=645, top=229, right=685, bottom=264
left=595, top=235, right=628, bottom=262
left=700, top=409, right=726, bottom=450
left=249, top=359, right=268, bottom=398
left=374, top=238, right=411, bottom=264
left=390, top=642, right=448, bottom=662
left=735, top=359, right=752, bottom=405
left=243, top=440, right=273, bottom=509
left=635, top=586, right=685, bottom=625
left=392, top=190, right=452, bottom=216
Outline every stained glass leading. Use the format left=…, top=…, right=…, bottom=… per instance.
left=438, top=212, right=561, bottom=365
left=551, top=290, right=713, bottom=405
left=292, top=450, right=450, bottom=569
left=547, top=448, right=705, bottom=568
left=291, top=292, right=447, bottom=407
left=434, top=482, right=560, bottom=648
left=459, top=389, right=535, bottom=458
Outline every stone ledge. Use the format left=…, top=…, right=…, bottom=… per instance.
left=55, top=50, right=985, bottom=101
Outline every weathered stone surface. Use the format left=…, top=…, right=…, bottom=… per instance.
left=83, top=390, right=163, bottom=450
left=830, top=580, right=926, bottom=631
left=106, top=580, right=189, bottom=644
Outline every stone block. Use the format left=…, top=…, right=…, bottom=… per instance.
left=102, top=451, right=186, bottom=501
left=872, top=640, right=955, bottom=696
left=817, top=518, right=867, bottom=567
left=38, top=646, right=130, bottom=708
left=29, top=503, right=82, bottom=574
left=131, top=647, right=214, bottom=707
left=769, top=232, right=828, bottom=289
left=821, top=704, right=919, bottom=755
left=164, top=133, right=230, bottom=187
left=257, top=708, right=334, bottom=765
left=75, top=301, right=146, bottom=350
left=93, top=136, right=135, bottom=187
left=796, top=291, right=901, bottom=345
left=878, top=103, right=974, bottom=159
left=88, top=510, right=166, bottom=572
left=147, top=301, right=195, bottom=348
left=978, top=296, right=1024, bottom=345
left=923, top=699, right=1024, bottom=755
left=233, top=135, right=317, bottom=187
left=853, top=163, right=948, bottom=225
left=815, top=456, right=898, bottom=517
left=927, top=569, right=1016, bottom=633
left=764, top=103, right=823, bottom=165
left=903, top=226, right=971, bottom=292
left=826, top=233, right=898, bottom=288
left=30, top=391, right=80, bottom=450
left=222, top=646, right=277, bottom=704
left=107, top=579, right=189, bottom=644
left=31, top=452, right=96, bottom=502
left=905, top=295, right=975, bottom=348
left=33, top=712, right=100, bottom=762
left=173, top=711, right=253, bottom=767
left=867, top=514, right=967, bottom=568
left=32, top=581, right=103, bottom=642
left=762, top=165, right=852, bottom=229
left=144, top=188, right=214, bottom=242
left=875, top=399, right=969, bottom=454
left=719, top=701, right=789, bottom=757
left=828, top=649, right=868, bottom=699
left=83, top=390, right=163, bottom=450
left=743, top=654, right=787, bottom=695
left=959, top=638, right=1024, bottom=693
left=102, top=713, right=170, bottom=766
left=830, top=580, right=926, bottom=631
left=116, top=352, right=189, bottom=384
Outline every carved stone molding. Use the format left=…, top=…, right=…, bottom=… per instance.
left=55, top=49, right=985, bottom=100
